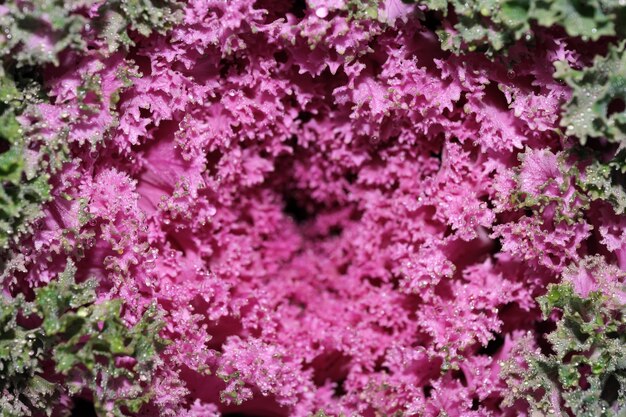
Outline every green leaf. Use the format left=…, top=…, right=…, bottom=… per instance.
left=503, top=273, right=626, bottom=417
left=556, top=42, right=626, bottom=145
left=1, top=259, right=167, bottom=416
left=410, top=0, right=626, bottom=56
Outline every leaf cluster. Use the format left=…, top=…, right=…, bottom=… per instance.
left=0, top=260, right=167, bottom=417
left=0, top=0, right=180, bottom=258
left=502, top=281, right=626, bottom=417
left=408, top=0, right=626, bottom=56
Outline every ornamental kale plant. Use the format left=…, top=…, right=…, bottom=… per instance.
left=0, top=0, right=625, bottom=416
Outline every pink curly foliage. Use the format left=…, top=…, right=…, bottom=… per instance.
left=8, top=0, right=625, bottom=416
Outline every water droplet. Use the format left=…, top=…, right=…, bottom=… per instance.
left=315, top=7, right=329, bottom=18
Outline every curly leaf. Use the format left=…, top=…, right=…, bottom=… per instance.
left=556, top=42, right=626, bottom=145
